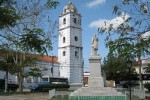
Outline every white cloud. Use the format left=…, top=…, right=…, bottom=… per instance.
left=86, top=0, right=106, bottom=8
left=142, top=31, right=150, bottom=39
left=89, top=13, right=130, bottom=29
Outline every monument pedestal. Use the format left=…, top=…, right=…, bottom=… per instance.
left=88, top=77, right=104, bottom=88
left=88, top=55, right=104, bottom=88
left=69, top=55, right=126, bottom=100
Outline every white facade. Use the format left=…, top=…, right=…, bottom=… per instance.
left=58, top=2, right=83, bottom=85
left=0, top=55, right=59, bottom=88
left=23, top=61, right=59, bottom=88
left=0, top=71, right=17, bottom=83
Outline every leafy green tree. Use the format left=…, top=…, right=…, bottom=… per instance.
left=99, top=0, right=150, bottom=90
left=0, top=53, right=15, bottom=92
left=0, top=0, right=59, bottom=92
left=99, top=0, right=150, bottom=59
left=103, top=54, right=138, bottom=83
left=0, top=48, right=40, bottom=92
left=0, top=0, right=19, bottom=29
left=8, top=28, right=54, bottom=92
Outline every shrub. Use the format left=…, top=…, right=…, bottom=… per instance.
left=144, top=83, right=150, bottom=91
left=39, top=84, right=70, bottom=90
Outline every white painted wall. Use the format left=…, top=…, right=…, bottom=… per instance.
left=23, top=61, right=59, bottom=88
left=0, top=61, right=59, bottom=88
left=58, top=2, right=83, bottom=85
left=0, top=71, right=17, bottom=83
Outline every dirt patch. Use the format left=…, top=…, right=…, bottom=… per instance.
left=0, top=93, right=49, bottom=100
left=0, top=91, right=71, bottom=100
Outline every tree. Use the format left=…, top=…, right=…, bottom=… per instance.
left=0, top=0, right=19, bottom=29
left=0, top=47, right=41, bottom=92
left=0, top=0, right=59, bottom=92
left=103, top=54, right=138, bottom=83
left=98, top=0, right=150, bottom=90
left=0, top=53, right=15, bottom=92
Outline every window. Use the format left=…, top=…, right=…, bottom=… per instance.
left=33, top=77, right=39, bottom=83
left=75, top=51, right=78, bottom=58
left=51, top=67, right=53, bottom=73
left=63, top=18, right=66, bottom=24
left=63, top=51, right=66, bottom=56
left=27, top=78, right=32, bottom=83
left=73, top=18, right=77, bottom=24
left=63, top=37, right=65, bottom=43
left=74, top=36, right=78, bottom=41
left=42, top=78, right=48, bottom=82
left=78, top=20, right=81, bottom=25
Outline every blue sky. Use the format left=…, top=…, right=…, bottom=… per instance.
left=48, top=0, right=130, bottom=71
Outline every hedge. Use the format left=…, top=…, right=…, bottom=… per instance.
left=39, top=84, right=70, bottom=89
left=144, top=83, right=150, bottom=91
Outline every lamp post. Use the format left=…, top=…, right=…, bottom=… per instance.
left=51, top=56, right=54, bottom=77
left=126, top=60, right=132, bottom=100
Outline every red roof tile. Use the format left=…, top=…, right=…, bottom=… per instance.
left=0, top=53, right=58, bottom=63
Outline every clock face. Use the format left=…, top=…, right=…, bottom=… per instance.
left=74, top=36, right=78, bottom=41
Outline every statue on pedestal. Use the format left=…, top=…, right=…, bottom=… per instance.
left=91, top=34, right=98, bottom=56
left=69, top=34, right=124, bottom=98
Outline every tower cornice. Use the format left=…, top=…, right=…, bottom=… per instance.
left=59, top=26, right=82, bottom=31
left=58, top=45, right=83, bottom=49
left=59, top=12, right=81, bottom=17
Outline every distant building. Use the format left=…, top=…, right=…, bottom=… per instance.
left=133, top=58, right=150, bottom=74
left=141, top=59, right=150, bottom=74
left=83, top=72, right=90, bottom=86
left=133, top=58, right=150, bottom=83
left=0, top=54, right=59, bottom=88
left=24, top=55, right=59, bottom=88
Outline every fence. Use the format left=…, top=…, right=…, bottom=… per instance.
left=69, top=96, right=127, bottom=100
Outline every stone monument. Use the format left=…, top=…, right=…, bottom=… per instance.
left=88, top=34, right=104, bottom=88
left=69, top=34, right=126, bottom=100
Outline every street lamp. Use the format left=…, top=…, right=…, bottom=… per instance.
left=126, top=60, right=132, bottom=100
left=51, top=56, right=54, bottom=77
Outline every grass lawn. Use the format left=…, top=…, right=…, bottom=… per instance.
left=51, top=95, right=69, bottom=100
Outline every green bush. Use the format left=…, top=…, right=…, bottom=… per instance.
left=39, top=84, right=70, bottom=90
left=144, top=83, right=150, bottom=91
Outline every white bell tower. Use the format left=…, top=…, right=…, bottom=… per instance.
left=58, top=1, right=83, bottom=86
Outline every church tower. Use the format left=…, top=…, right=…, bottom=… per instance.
left=58, top=1, right=83, bottom=86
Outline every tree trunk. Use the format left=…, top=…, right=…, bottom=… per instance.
left=18, top=72, right=23, bottom=92
left=5, top=70, right=8, bottom=92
